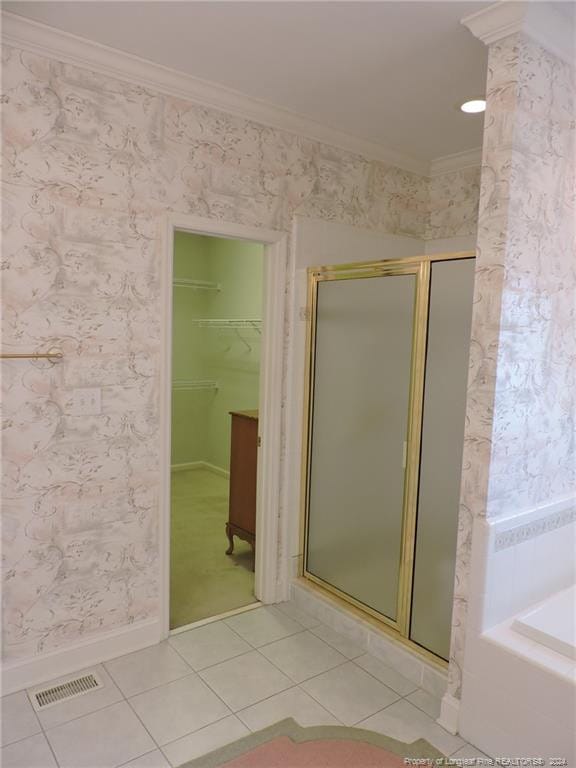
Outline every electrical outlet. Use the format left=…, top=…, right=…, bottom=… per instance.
left=72, top=388, right=102, bottom=416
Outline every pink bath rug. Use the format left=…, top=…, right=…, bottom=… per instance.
left=181, top=718, right=445, bottom=768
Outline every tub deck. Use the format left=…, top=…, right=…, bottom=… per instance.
left=512, top=584, right=576, bottom=660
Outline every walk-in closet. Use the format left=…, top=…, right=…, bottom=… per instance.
left=170, top=232, right=263, bottom=629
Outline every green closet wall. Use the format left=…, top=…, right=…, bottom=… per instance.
left=171, top=232, right=263, bottom=471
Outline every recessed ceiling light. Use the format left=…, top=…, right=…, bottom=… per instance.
left=460, top=99, right=486, bottom=114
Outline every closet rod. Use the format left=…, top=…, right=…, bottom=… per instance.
left=189, top=319, right=262, bottom=330
left=172, top=380, right=219, bottom=391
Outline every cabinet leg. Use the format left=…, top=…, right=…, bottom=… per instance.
left=225, top=523, right=234, bottom=555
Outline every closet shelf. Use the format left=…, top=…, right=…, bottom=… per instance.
left=173, top=279, right=221, bottom=291
left=172, top=380, right=219, bottom=391
left=190, top=319, right=262, bottom=333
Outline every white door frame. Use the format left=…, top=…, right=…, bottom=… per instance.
left=159, top=213, right=288, bottom=638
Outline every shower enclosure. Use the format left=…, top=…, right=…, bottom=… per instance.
left=301, top=253, right=475, bottom=662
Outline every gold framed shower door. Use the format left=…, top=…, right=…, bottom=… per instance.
left=300, top=251, right=475, bottom=663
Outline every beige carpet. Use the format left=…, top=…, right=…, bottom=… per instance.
left=170, top=468, right=255, bottom=629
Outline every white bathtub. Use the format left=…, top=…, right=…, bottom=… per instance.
left=459, top=509, right=576, bottom=759
left=512, top=584, right=576, bottom=660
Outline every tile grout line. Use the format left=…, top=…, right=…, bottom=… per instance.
left=234, top=680, right=345, bottom=730
left=1, top=724, right=62, bottom=768
left=402, top=692, right=443, bottom=721
left=308, top=624, right=366, bottom=657
left=41, top=719, right=62, bottom=768
left=348, top=656, right=420, bottom=698
left=158, top=711, right=244, bottom=764
left=167, top=635, right=258, bottom=674
left=116, top=748, right=163, bottom=768
left=273, top=603, right=323, bottom=630
left=253, top=629, right=352, bottom=681
left=122, top=690, right=181, bottom=764
left=223, top=609, right=306, bottom=648
left=0, top=693, right=44, bottom=751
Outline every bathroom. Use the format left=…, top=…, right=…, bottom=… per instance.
left=1, top=2, right=574, bottom=766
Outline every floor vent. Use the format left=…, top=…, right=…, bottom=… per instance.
left=30, top=672, right=103, bottom=711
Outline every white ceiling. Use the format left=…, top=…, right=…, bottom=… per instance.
left=4, top=1, right=490, bottom=166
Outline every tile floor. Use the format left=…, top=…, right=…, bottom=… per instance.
left=1, top=603, right=490, bottom=768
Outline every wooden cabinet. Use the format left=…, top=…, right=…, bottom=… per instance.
left=226, top=410, right=258, bottom=564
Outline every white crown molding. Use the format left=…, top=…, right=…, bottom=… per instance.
left=429, top=147, right=482, bottom=177
left=462, top=1, right=574, bottom=65
left=1, top=11, right=432, bottom=176
left=461, top=1, right=526, bottom=46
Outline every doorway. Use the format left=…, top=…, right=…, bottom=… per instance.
left=168, top=231, right=264, bottom=629
left=160, top=215, right=287, bottom=638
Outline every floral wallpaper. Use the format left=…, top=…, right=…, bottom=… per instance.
left=447, top=32, right=575, bottom=700
left=1, top=43, right=479, bottom=665
left=427, top=166, right=481, bottom=241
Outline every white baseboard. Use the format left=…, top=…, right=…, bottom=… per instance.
left=1, top=618, right=162, bottom=695
left=170, top=461, right=204, bottom=472
left=170, top=461, right=229, bottom=478
left=438, top=692, right=461, bottom=734
left=202, top=462, right=230, bottom=478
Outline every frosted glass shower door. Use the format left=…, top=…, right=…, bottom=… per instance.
left=410, top=258, right=475, bottom=659
left=305, top=271, right=417, bottom=623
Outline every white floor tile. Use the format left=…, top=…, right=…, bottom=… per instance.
left=30, top=664, right=123, bottom=730
left=224, top=607, right=302, bottom=647
left=259, top=631, right=346, bottom=683
left=354, top=654, right=419, bottom=696
left=1, top=733, right=58, bottom=768
left=0, top=691, right=41, bottom=747
left=237, top=686, right=340, bottom=731
left=301, top=662, right=400, bottom=726
left=106, top=642, right=192, bottom=697
left=168, top=621, right=251, bottom=671
left=406, top=688, right=441, bottom=719
left=46, top=701, right=155, bottom=768
left=198, top=650, right=292, bottom=711
left=310, top=624, right=365, bottom=659
left=451, top=743, right=492, bottom=759
left=275, top=602, right=322, bottom=629
left=358, top=699, right=465, bottom=756
left=162, top=715, right=249, bottom=766
left=120, top=750, right=171, bottom=767
left=129, top=674, right=230, bottom=746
